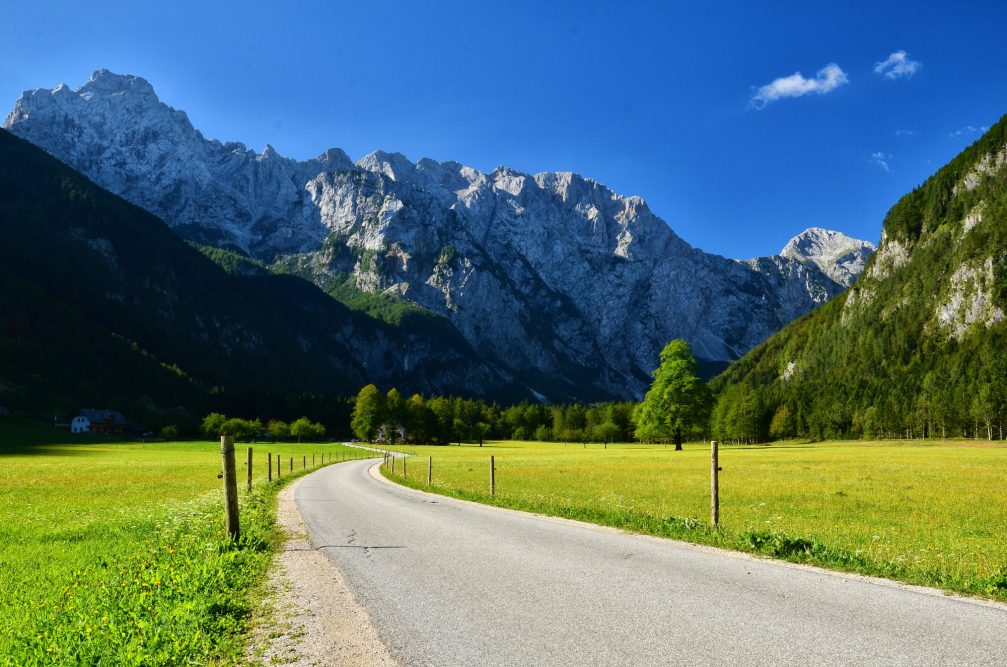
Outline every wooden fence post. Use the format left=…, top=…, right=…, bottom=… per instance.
left=289, top=457, right=293, bottom=472
left=247, top=447, right=253, bottom=493
left=302, top=455, right=306, bottom=469
left=427, top=457, right=432, bottom=485
left=268, top=452, right=272, bottom=482
left=221, top=436, right=240, bottom=541
left=391, top=456, right=395, bottom=474
left=711, top=440, right=720, bottom=528
left=490, top=455, right=496, bottom=497
left=403, top=456, right=407, bottom=479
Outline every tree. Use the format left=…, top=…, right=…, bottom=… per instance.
left=406, top=394, right=435, bottom=444
left=768, top=405, right=795, bottom=441
left=290, top=416, right=325, bottom=442
left=634, top=340, right=712, bottom=450
left=351, top=384, right=385, bottom=442
left=473, top=422, right=491, bottom=446
left=201, top=412, right=227, bottom=438
left=267, top=419, right=290, bottom=442
left=428, top=396, right=455, bottom=444
left=222, top=417, right=261, bottom=441
left=593, top=421, right=621, bottom=444
left=384, top=388, right=407, bottom=444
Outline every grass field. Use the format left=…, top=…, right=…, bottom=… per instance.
left=381, top=439, right=1007, bottom=600
left=0, top=418, right=362, bottom=666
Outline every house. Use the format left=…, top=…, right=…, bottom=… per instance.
left=72, top=409, right=131, bottom=434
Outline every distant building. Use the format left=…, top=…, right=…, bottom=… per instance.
left=72, top=409, right=131, bottom=435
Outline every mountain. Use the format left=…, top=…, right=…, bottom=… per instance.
left=0, top=128, right=526, bottom=423
left=779, top=227, right=876, bottom=287
left=710, top=115, right=1007, bottom=441
left=4, top=70, right=873, bottom=399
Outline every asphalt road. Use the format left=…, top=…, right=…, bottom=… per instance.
left=295, top=459, right=1007, bottom=666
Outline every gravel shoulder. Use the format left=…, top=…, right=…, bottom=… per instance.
left=244, top=473, right=398, bottom=667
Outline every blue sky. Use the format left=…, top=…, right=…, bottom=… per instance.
left=2, top=1, right=1005, bottom=258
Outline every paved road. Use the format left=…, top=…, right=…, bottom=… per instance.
left=296, top=459, right=1007, bottom=666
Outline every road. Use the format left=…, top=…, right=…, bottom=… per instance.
left=295, top=458, right=1007, bottom=666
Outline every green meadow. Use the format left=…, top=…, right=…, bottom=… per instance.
left=381, top=439, right=1007, bottom=600
left=0, top=419, right=360, bottom=666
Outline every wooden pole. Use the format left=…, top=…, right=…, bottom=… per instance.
left=427, top=457, right=432, bottom=485
left=403, top=456, right=407, bottom=479
left=246, top=447, right=253, bottom=493
left=268, top=452, right=272, bottom=482
left=220, top=436, right=240, bottom=541
left=303, top=455, right=306, bottom=469
left=391, top=456, right=395, bottom=474
left=711, top=440, right=720, bottom=528
left=289, top=457, right=293, bottom=472
left=490, top=455, right=496, bottom=497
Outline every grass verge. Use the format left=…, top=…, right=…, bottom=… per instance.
left=0, top=426, right=357, bottom=666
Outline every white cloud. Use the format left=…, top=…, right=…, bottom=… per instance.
left=750, top=63, right=848, bottom=109
left=871, top=152, right=892, bottom=172
left=874, top=51, right=921, bottom=79
left=948, top=125, right=989, bottom=137
left=894, top=129, right=917, bottom=137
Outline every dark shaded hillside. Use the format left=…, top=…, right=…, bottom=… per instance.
left=0, top=129, right=526, bottom=422
left=711, top=115, right=1007, bottom=441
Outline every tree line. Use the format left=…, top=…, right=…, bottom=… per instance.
left=200, top=412, right=326, bottom=442
left=348, top=341, right=713, bottom=447
left=349, top=384, right=639, bottom=445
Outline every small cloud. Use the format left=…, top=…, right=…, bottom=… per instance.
left=874, top=51, right=921, bottom=79
left=948, top=125, right=989, bottom=138
left=750, top=63, right=848, bottom=109
left=871, top=152, right=892, bottom=173
left=894, top=129, right=917, bottom=137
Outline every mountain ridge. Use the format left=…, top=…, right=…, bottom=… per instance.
left=5, top=69, right=875, bottom=399
left=0, top=128, right=529, bottom=420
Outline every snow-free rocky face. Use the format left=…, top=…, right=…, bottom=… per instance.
left=4, top=70, right=875, bottom=400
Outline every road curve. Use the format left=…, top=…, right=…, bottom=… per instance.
left=295, top=459, right=1007, bottom=666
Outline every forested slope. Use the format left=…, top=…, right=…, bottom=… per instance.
left=712, top=115, right=1007, bottom=441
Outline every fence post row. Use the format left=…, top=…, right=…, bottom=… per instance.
left=220, top=436, right=240, bottom=541
left=711, top=440, right=720, bottom=528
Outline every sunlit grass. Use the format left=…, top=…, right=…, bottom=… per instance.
left=0, top=421, right=358, bottom=666
left=381, top=439, right=1007, bottom=599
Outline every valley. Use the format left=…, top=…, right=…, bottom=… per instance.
left=3, top=4, right=1007, bottom=663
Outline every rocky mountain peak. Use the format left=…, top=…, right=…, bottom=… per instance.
left=3, top=69, right=877, bottom=400
left=780, top=227, right=876, bottom=287
left=79, top=68, right=156, bottom=98
left=356, top=150, right=416, bottom=181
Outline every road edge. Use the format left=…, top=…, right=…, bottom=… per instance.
left=244, top=471, right=399, bottom=667
left=367, top=460, right=1007, bottom=613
